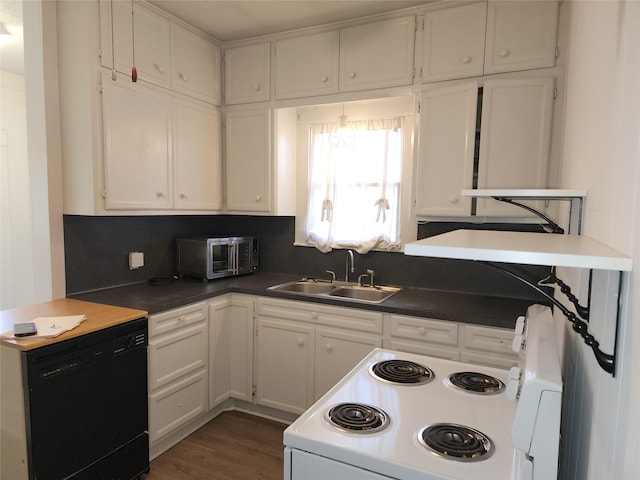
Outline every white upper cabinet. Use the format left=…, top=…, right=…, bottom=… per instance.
left=421, top=2, right=487, bottom=82
left=484, top=0, right=559, bottom=74
left=100, top=0, right=171, bottom=88
left=224, top=43, right=271, bottom=104
left=415, top=81, right=478, bottom=216
left=225, top=108, right=272, bottom=212
left=173, top=99, right=222, bottom=210
left=99, top=0, right=220, bottom=104
left=171, top=24, right=221, bottom=104
left=476, top=77, right=555, bottom=215
left=102, top=76, right=172, bottom=210
left=274, top=30, right=339, bottom=99
left=339, top=16, right=416, bottom=92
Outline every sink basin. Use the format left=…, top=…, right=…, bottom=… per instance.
left=268, top=280, right=401, bottom=304
left=328, top=285, right=401, bottom=303
left=269, top=280, right=337, bottom=295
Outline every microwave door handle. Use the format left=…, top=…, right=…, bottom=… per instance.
left=229, top=243, right=237, bottom=274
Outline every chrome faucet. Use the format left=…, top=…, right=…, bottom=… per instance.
left=345, top=250, right=355, bottom=282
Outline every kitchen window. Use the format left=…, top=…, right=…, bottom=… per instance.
left=294, top=98, right=416, bottom=253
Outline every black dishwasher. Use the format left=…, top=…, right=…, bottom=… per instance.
left=22, top=317, right=149, bottom=480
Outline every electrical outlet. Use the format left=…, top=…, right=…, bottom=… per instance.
left=129, top=252, right=144, bottom=270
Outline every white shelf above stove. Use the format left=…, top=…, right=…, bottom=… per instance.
left=404, top=230, right=632, bottom=271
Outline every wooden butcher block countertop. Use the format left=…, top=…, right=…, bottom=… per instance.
left=0, top=298, right=148, bottom=351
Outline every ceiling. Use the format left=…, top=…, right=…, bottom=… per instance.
left=0, top=1, right=23, bottom=74
left=147, top=0, right=434, bottom=42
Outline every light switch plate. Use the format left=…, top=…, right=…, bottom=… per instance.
left=129, top=252, right=144, bottom=269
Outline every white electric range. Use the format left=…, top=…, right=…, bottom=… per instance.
left=284, top=303, right=562, bottom=480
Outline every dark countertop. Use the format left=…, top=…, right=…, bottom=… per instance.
left=68, top=272, right=539, bottom=329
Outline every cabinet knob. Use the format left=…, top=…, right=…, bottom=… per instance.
left=348, top=72, right=356, bottom=80
left=255, top=195, right=261, bottom=202
left=296, top=338, right=304, bottom=347
left=461, top=55, right=472, bottom=64
left=311, top=312, right=318, bottom=320
left=179, top=72, right=189, bottom=82
left=157, top=192, right=166, bottom=198
left=325, top=343, right=333, bottom=353
left=499, top=48, right=510, bottom=57
left=449, top=195, right=459, bottom=204
left=321, top=75, right=328, bottom=83
left=253, top=83, right=261, bottom=91
left=418, top=327, right=426, bottom=336
left=153, top=62, right=165, bottom=74
left=180, top=193, right=187, bottom=199
left=177, top=315, right=185, bottom=323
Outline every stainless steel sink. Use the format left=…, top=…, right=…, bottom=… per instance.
left=328, top=285, right=400, bottom=303
left=268, top=280, right=401, bottom=304
left=270, top=280, right=337, bottom=295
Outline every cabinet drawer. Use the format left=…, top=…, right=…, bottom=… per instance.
left=460, top=351, right=517, bottom=370
left=149, top=322, right=208, bottom=390
left=387, top=314, right=458, bottom=346
left=149, top=301, right=207, bottom=337
left=257, top=297, right=382, bottom=333
left=385, top=338, right=460, bottom=362
left=148, top=369, right=208, bottom=444
left=460, top=324, right=516, bottom=357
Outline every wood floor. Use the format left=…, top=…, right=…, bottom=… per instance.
left=146, top=411, right=288, bottom=480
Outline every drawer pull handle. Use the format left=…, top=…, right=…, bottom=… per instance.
left=418, top=327, right=426, bottom=336
left=311, top=312, right=318, bottom=320
left=499, top=48, right=510, bottom=57
left=325, top=343, right=333, bottom=353
left=179, top=72, right=189, bottom=82
left=348, top=72, right=356, bottom=80
left=296, top=338, right=304, bottom=347
left=253, top=83, right=261, bottom=91
left=153, top=62, right=165, bottom=74
left=321, top=75, right=328, bottom=83
left=461, top=55, right=472, bottom=64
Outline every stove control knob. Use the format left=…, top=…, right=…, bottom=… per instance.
left=508, top=366, right=521, bottom=381
left=514, top=316, right=525, bottom=335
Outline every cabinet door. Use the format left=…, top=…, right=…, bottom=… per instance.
left=208, top=297, right=231, bottom=408
left=274, top=30, right=339, bottom=99
left=255, top=318, right=314, bottom=414
left=173, top=99, right=222, bottom=210
left=314, top=328, right=381, bottom=402
left=224, top=43, right=271, bottom=104
left=485, top=0, right=559, bottom=74
left=415, top=81, right=478, bottom=216
left=100, top=0, right=172, bottom=87
left=102, top=75, right=172, bottom=209
left=339, top=16, right=415, bottom=92
left=422, top=2, right=487, bottom=83
left=229, top=295, right=254, bottom=402
left=171, top=24, right=221, bottom=105
left=476, top=77, right=554, bottom=216
left=225, top=108, right=272, bottom=212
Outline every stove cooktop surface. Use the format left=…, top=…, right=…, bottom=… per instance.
left=284, top=349, right=519, bottom=480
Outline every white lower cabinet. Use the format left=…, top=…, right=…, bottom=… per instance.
left=256, top=318, right=315, bottom=414
left=254, top=297, right=383, bottom=414
left=383, top=313, right=518, bottom=368
left=208, top=294, right=254, bottom=409
left=148, top=302, right=208, bottom=445
left=314, top=327, right=381, bottom=402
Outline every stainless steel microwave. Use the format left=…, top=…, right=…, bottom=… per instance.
left=176, top=237, right=259, bottom=280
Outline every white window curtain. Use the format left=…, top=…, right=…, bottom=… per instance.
left=306, top=117, right=404, bottom=253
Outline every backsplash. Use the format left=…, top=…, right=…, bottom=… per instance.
left=63, top=214, right=550, bottom=302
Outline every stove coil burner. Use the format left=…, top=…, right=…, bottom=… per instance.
left=445, top=371, right=505, bottom=395
left=418, top=423, right=494, bottom=462
left=369, top=360, right=434, bottom=385
left=325, top=403, right=389, bottom=433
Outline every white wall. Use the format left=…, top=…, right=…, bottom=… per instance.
left=557, top=1, right=640, bottom=478
left=0, top=71, right=34, bottom=309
